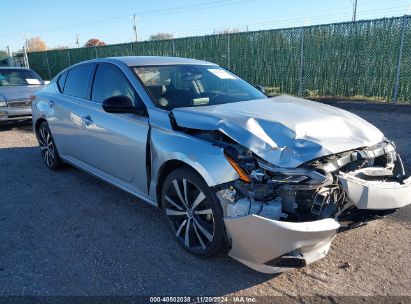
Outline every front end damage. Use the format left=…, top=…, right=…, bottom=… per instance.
left=215, top=138, right=410, bottom=273
left=170, top=97, right=411, bottom=273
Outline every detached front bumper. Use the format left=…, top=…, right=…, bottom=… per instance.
left=224, top=215, right=340, bottom=273
left=0, top=106, right=32, bottom=122
left=339, top=169, right=411, bottom=210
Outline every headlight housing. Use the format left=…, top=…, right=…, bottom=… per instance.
left=0, top=101, right=7, bottom=107
left=224, top=145, right=330, bottom=192
left=256, top=159, right=329, bottom=187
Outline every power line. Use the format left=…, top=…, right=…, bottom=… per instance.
left=71, top=7, right=407, bottom=46
left=169, top=6, right=409, bottom=37
left=153, top=3, right=408, bottom=35
left=0, top=0, right=249, bottom=38
left=19, top=2, right=410, bottom=49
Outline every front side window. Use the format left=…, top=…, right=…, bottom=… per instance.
left=133, top=65, right=266, bottom=110
left=63, top=64, right=94, bottom=99
left=91, top=64, right=136, bottom=103
left=0, top=69, right=43, bottom=86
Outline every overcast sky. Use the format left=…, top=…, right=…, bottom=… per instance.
left=1, top=0, right=410, bottom=52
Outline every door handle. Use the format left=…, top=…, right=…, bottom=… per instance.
left=48, top=100, right=55, bottom=107
left=81, top=115, right=94, bottom=126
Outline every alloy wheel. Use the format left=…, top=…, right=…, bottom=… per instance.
left=164, top=178, right=215, bottom=251
left=38, top=126, right=56, bottom=168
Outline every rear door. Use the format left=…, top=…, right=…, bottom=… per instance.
left=74, top=63, right=149, bottom=196
left=47, top=64, right=96, bottom=160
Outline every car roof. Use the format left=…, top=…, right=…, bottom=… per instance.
left=87, top=56, right=218, bottom=67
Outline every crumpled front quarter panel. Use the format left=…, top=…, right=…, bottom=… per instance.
left=150, top=127, right=238, bottom=185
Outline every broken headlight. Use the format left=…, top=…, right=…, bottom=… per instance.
left=224, top=145, right=330, bottom=188
left=256, top=159, right=331, bottom=189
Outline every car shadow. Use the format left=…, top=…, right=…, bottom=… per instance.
left=0, top=119, right=32, bottom=132
left=0, top=145, right=280, bottom=296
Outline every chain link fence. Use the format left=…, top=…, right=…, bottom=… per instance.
left=28, top=16, right=411, bottom=102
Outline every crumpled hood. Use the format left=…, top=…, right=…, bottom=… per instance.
left=0, top=85, right=43, bottom=101
left=172, top=95, right=384, bottom=168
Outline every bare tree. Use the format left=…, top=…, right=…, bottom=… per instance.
left=51, top=45, right=69, bottom=50
left=217, top=28, right=241, bottom=34
left=27, top=37, right=47, bottom=52
left=149, top=33, right=174, bottom=41
left=84, top=39, right=106, bottom=47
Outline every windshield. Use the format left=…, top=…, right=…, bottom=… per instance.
left=0, top=69, right=43, bottom=87
left=133, top=65, right=266, bottom=109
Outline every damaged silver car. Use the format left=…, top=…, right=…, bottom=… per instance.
left=32, top=56, right=411, bottom=273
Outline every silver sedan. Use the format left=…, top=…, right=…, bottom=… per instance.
left=32, top=56, right=411, bottom=273
left=0, top=67, right=45, bottom=122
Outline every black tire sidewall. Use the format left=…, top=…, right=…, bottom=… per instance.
left=38, top=122, right=63, bottom=170
left=161, top=167, right=227, bottom=257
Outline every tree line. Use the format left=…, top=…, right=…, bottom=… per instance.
left=23, top=28, right=241, bottom=52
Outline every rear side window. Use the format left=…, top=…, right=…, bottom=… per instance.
left=91, top=64, right=136, bottom=103
left=63, top=65, right=94, bottom=99
left=57, top=72, right=67, bottom=92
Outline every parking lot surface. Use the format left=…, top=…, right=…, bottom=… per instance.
left=0, top=101, right=410, bottom=297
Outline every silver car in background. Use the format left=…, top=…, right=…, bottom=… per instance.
left=0, top=67, right=45, bottom=122
left=32, top=56, right=411, bottom=273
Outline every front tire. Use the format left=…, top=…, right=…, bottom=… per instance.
left=37, top=121, right=64, bottom=170
left=162, top=167, right=227, bottom=257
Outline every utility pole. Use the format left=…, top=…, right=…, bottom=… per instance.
left=352, top=0, right=358, bottom=21
left=76, top=34, right=80, bottom=48
left=6, top=45, right=11, bottom=57
left=131, top=14, right=138, bottom=42
left=22, top=32, right=29, bottom=68
left=23, top=32, right=29, bottom=50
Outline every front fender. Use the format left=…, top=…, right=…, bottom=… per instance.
left=149, top=125, right=238, bottom=202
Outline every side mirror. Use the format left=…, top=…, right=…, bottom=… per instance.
left=102, top=95, right=140, bottom=114
left=255, top=85, right=266, bottom=94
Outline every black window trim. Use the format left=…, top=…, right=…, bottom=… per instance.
left=57, top=71, right=68, bottom=93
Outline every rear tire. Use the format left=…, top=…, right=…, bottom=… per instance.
left=162, top=167, right=227, bottom=257
left=36, top=121, right=64, bottom=170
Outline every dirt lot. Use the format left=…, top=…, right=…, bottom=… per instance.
left=0, top=101, right=410, bottom=299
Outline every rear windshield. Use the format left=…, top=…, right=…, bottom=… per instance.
left=0, top=69, right=44, bottom=86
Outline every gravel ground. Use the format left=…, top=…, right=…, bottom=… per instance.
left=0, top=101, right=410, bottom=298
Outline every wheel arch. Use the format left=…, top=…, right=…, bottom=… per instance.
left=34, top=117, right=48, bottom=135
left=155, top=159, right=193, bottom=208
left=149, top=126, right=239, bottom=207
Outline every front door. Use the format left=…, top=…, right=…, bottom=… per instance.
left=74, top=63, right=149, bottom=196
